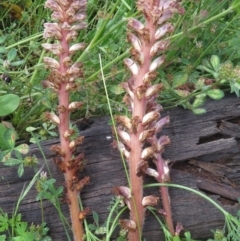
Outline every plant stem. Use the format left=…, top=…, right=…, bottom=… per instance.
left=155, top=155, right=174, bottom=235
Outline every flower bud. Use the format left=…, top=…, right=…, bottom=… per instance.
left=156, top=135, right=170, bottom=152
left=150, top=40, right=169, bottom=56
left=136, top=85, right=147, bottom=100
left=145, top=168, right=159, bottom=178
left=136, top=160, right=148, bottom=177
left=127, top=18, right=145, bottom=34
left=118, top=142, right=130, bottom=159
left=142, top=195, right=159, bottom=207
left=71, top=23, right=87, bottom=31
left=142, top=111, right=160, bottom=126
left=42, top=43, right=62, bottom=55
left=63, top=129, right=75, bottom=139
left=45, top=112, right=60, bottom=125
left=155, top=116, right=170, bottom=132
left=155, top=23, right=174, bottom=40
left=120, top=82, right=134, bottom=100
left=43, top=57, right=60, bottom=70
left=139, top=128, right=155, bottom=142
left=117, top=128, right=131, bottom=147
left=124, top=58, right=139, bottom=76
left=145, top=84, right=163, bottom=99
left=119, top=219, right=136, bottom=232
left=141, top=146, right=154, bottom=160
left=69, top=43, right=86, bottom=54
left=150, top=56, right=165, bottom=72
left=127, top=32, right=142, bottom=52
left=68, top=102, right=84, bottom=111
left=113, top=186, right=131, bottom=199
left=115, top=115, right=132, bottom=131
left=43, top=23, right=62, bottom=39
left=143, top=71, right=158, bottom=84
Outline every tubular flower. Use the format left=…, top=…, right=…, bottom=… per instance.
left=115, top=1, right=184, bottom=240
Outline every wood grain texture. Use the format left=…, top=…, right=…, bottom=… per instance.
left=1, top=94, right=240, bottom=240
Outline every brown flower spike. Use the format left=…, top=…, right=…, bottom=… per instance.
left=42, top=1, right=88, bottom=241
left=115, top=1, right=184, bottom=240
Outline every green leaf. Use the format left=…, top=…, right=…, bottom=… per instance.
left=172, top=71, right=188, bottom=88
left=110, top=85, right=125, bottom=95
left=210, top=55, right=220, bottom=72
left=201, top=58, right=212, bottom=69
left=18, top=163, right=24, bottom=177
left=26, top=126, right=38, bottom=132
left=230, top=81, right=240, bottom=97
left=0, top=124, right=10, bottom=150
left=7, top=48, right=17, bottom=62
left=15, top=144, right=29, bottom=155
left=192, top=96, right=206, bottom=108
left=0, top=151, right=11, bottom=162
left=197, top=65, right=216, bottom=76
left=232, top=0, right=240, bottom=14
left=206, top=89, right=224, bottom=100
left=92, top=211, right=99, bottom=226
left=3, top=158, right=22, bottom=166
left=0, top=214, right=9, bottom=232
left=10, top=60, right=26, bottom=67
left=4, top=128, right=17, bottom=149
left=192, top=108, right=206, bottom=115
left=0, top=94, right=20, bottom=116
left=0, top=47, right=7, bottom=54
left=0, top=35, right=7, bottom=44
left=0, top=235, right=6, bottom=241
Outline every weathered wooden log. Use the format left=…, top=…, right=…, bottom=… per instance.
left=1, top=94, right=240, bottom=240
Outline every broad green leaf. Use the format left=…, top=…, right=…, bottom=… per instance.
left=0, top=151, right=11, bottom=162
left=10, top=60, right=26, bottom=67
left=0, top=124, right=13, bottom=150
left=197, top=65, right=216, bottom=76
left=14, top=150, right=22, bottom=160
left=207, top=89, right=224, bottom=100
left=192, top=108, right=206, bottom=115
left=26, top=126, right=38, bottom=132
left=7, top=48, right=17, bottom=62
left=172, top=71, right=188, bottom=88
left=210, top=55, right=220, bottom=72
left=110, top=85, right=125, bottom=95
left=3, top=158, right=22, bottom=166
left=0, top=47, right=6, bottom=54
left=0, top=36, right=7, bottom=44
left=93, top=211, right=99, bottom=226
left=202, top=59, right=212, bottom=69
left=15, top=144, right=29, bottom=155
left=192, top=97, right=206, bottom=108
left=48, top=131, right=58, bottom=137
left=0, top=234, right=6, bottom=241
left=4, top=128, right=17, bottom=148
left=0, top=94, right=20, bottom=116
left=18, top=163, right=24, bottom=177
left=175, top=89, right=190, bottom=97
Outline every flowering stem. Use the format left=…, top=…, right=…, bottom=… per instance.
left=42, top=1, right=88, bottom=241
left=115, top=1, right=184, bottom=240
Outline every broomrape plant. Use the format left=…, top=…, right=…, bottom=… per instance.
left=42, top=1, right=89, bottom=241
left=41, top=0, right=184, bottom=240
left=113, top=1, right=184, bottom=241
